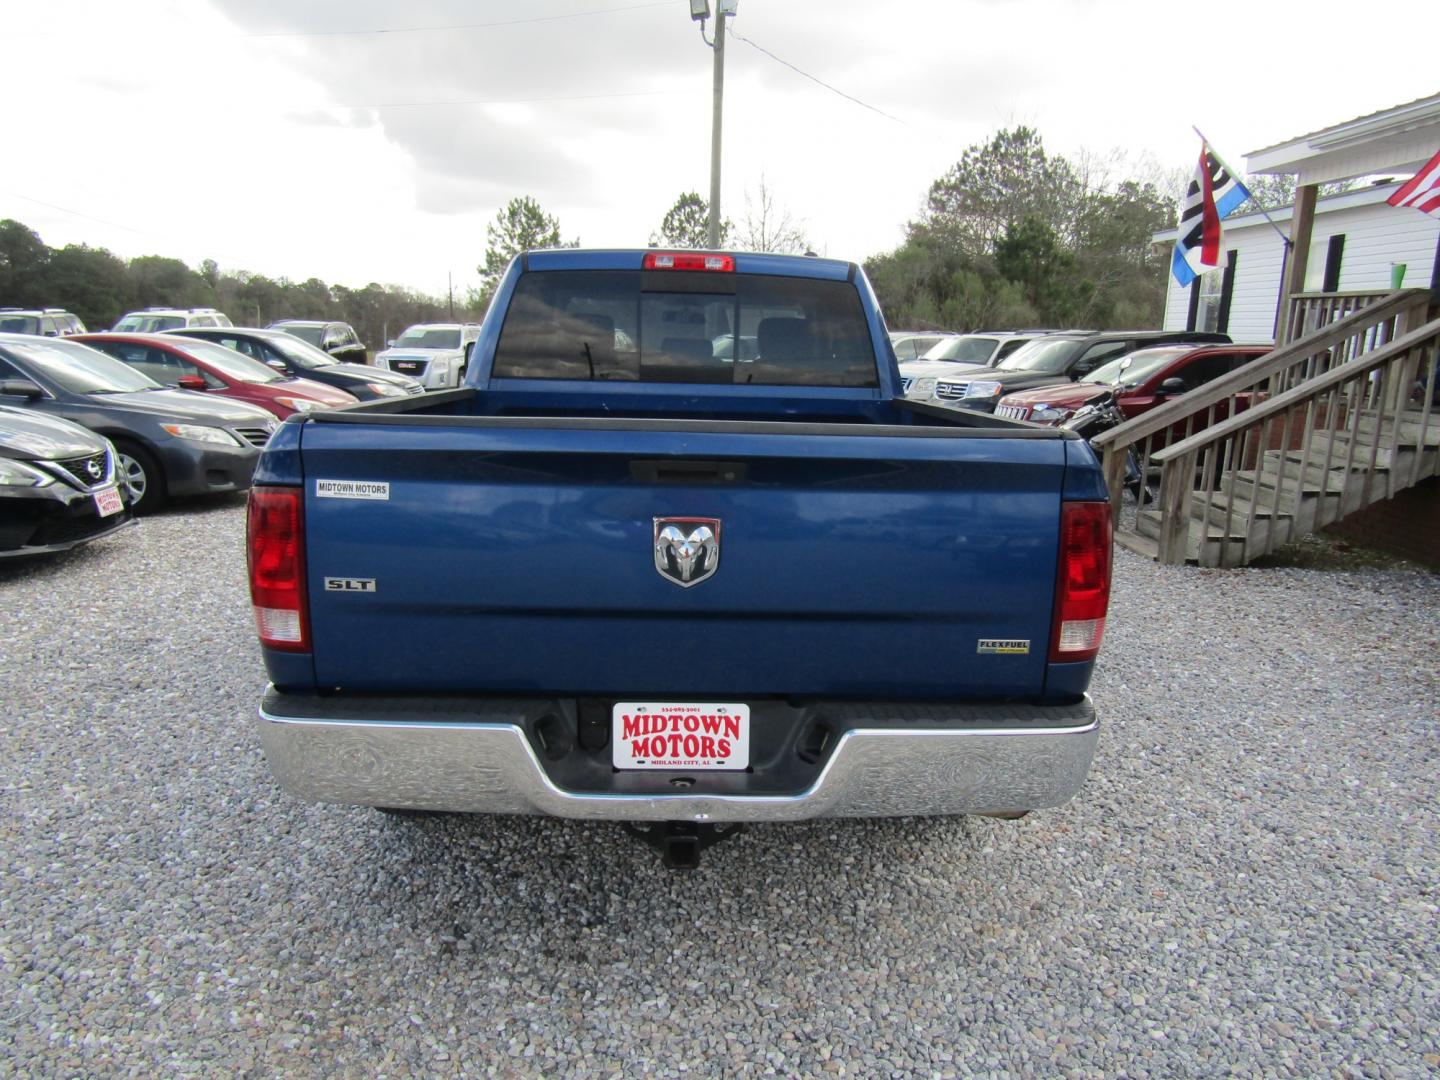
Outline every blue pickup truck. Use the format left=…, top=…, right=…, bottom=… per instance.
left=246, top=249, right=1112, bottom=866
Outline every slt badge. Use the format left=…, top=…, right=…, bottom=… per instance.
left=653, top=517, right=721, bottom=588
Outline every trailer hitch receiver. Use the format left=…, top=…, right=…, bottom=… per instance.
left=623, top=821, right=742, bottom=869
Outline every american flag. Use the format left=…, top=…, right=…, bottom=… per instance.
left=1171, top=143, right=1251, bottom=287
left=1387, top=148, right=1440, bottom=219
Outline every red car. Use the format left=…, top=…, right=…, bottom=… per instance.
left=994, top=344, right=1271, bottom=425
left=74, top=333, right=359, bottom=418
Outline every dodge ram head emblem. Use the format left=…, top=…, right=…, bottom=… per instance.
left=653, top=517, right=721, bottom=588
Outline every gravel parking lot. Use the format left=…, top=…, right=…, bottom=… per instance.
left=2, top=498, right=1437, bottom=1078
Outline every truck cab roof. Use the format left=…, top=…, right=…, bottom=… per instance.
left=524, top=248, right=856, bottom=281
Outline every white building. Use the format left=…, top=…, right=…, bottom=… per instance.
left=1153, top=181, right=1439, bottom=344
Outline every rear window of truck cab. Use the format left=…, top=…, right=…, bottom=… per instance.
left=492, top=270, right=878, bottom=387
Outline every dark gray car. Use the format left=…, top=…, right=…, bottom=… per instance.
left=168, top=328, right=422, bottom=401
left=0, top=334, right=277, bottom=513
left=268, top=319, right=368, bottom=365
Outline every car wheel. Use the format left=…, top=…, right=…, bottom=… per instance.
left=113, top=439, right=167, bottom=514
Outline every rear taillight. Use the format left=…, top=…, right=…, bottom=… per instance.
left=247, top=486, right=309, bottom=652
left=643, top=252, right=735, bottom=272
left=1050, top=501, right=1112, bottom=663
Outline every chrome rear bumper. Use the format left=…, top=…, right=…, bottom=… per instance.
left=257, top=691, right=1099, bottom=822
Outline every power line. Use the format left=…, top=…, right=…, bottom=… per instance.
left=338, top=89, right=695, bottom=111
left=0, top=190, right=268, bottom=269
left=729, top=26, right=1179, bottom=189
left=728, top=30, right=907, bottom=127
left=5, top=1, right=674, bottom=39
left=240, top=1, right=674, bottom=40
left=4, top=190, right=170, bottom=240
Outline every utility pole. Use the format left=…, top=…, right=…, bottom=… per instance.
left=707, top=11, right=727, bottom=248
left=448, top=271, right=455, bottom=320
left=694, top=2, right=736, bottom=249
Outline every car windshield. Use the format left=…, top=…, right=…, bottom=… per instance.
left=175, top=339, right=285, bottom=384
left=396, top=327, right=462, bottom=350
left=921, top=336, right=998, bottom=364
left=274, top=324, right=325, bottom=346
left=266, top=334, right=338, bottom=369
left=0, top=315, right=40, bottom=333
left=1081, top=347, right=1191, bottom=387
left=4, top=338, right=161, bottom=393
left=996, top=338, right=1082, bottom=375
left=115, top=315, right=186, bottom=333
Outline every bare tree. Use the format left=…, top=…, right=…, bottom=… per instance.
left=738, top=177, right=810, bottom=254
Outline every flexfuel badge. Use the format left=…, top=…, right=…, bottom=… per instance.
left=978, top=638, right=1031, bottom=655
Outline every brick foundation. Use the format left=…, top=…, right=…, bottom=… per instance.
left=1323, top=476, right=1440, bottom=569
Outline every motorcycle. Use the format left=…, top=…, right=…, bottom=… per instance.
left=1061, top=391, right=1156, bottom=504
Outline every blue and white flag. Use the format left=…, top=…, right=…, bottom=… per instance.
left=1172, top=143, right=1251, bottom=287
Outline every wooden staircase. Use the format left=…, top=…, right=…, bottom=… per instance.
left=1093, top=289, right=1440, bottom=567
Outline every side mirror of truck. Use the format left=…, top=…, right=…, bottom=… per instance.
left=1157, top=377, right=1188, bottom=397
left=176, top=375, right=208, bottom=391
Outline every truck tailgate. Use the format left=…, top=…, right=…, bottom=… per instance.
left=299, top=420, right=1065, bottom=699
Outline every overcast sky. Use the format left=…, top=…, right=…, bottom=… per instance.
left=3, top=0, right=1434, bottom=301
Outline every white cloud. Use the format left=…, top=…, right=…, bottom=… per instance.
left=2, top=0, right=1434, bottom=302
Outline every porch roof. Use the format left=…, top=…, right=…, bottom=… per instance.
left=1245, top=93, right=1440, bottom=186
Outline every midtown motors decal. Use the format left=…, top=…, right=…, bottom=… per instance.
left=315, top=478, right=390, bottom=500
left=612, top=703, right=750, bottom=771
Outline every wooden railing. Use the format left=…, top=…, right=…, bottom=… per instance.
left=1148, top=317, right=1439, bottom=564
left=1284, top=290, right=1395, bottom=344
left=1092, top=288, right=1433, bottom=554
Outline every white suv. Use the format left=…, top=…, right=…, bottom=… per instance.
left=112, top=307, right=233, bottom=333
left=0, top=308, right=88, bottom=336
left=375, top=323, right=480, bottom=389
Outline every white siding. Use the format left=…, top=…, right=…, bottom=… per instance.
left=1222, top=229, right=1289, bottom=343
left=1161, top=270, right=1190, bottom=333
left=1322, top=202, right=1440, bottom=291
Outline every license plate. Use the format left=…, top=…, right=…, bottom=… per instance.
left=93, top=486, right=124, bottom=517
left=612, top=702, right=750, bottom=771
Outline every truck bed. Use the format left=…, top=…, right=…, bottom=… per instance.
left=276, top=388, right=1090, bottom=702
